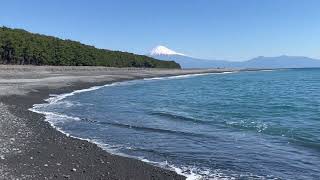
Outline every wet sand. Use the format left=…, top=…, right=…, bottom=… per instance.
left=0, top=66, right=236, bottom=179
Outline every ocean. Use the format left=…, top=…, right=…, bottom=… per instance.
left=31, top=69, right=320, bottom=179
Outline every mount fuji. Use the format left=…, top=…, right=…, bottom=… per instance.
left=150, top=45, right=186, bottom=56
left=149, top=45, right=231, bottom=68
left=149, top=45, right=320, bottom=69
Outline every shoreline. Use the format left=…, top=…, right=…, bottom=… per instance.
left=0, top=66, right=241, bottom=179
left=28, top=71, right=235, bottom=179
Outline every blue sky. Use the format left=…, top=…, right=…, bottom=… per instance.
left=1, top=0, right=320, bottom=60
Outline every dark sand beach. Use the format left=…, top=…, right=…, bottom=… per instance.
left=0, top=66, right=235, bottom=179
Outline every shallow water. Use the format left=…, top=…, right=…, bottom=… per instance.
left=33, top=69, right=320, bottom=179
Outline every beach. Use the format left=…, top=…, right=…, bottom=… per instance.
left=0, top=65, right=234, bottom=180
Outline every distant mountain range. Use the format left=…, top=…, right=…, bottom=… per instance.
left=149, top=45, right=320, bottom=69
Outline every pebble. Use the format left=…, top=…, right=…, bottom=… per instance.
left=44, top=164, right=48, bottom=167
left=99, top=158, right=105, bottom=164
left=0, top=155, right=5, bottom=160
left=71, top=168, right=77, bottom=172
left=63, top=174, right=70, bottom=179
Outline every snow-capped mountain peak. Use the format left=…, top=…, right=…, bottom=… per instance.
left=150, top=45, right=185, bottom=56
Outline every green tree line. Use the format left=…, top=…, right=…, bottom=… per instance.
left=0, top=27, right=180, bottom=68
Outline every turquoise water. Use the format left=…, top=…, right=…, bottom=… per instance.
left=33, top=69, right=320, bottom=179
